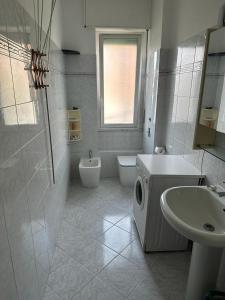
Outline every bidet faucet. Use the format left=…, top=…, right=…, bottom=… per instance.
left=89, top=149, right=93, bottom=159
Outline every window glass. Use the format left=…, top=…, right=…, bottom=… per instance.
left=103, top=38, right=138, bottom=125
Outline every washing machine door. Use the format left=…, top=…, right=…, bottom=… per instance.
left=135, top=176, right=145, bottom=209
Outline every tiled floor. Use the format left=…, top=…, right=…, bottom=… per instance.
left=43, top=178, right=190, bottom=300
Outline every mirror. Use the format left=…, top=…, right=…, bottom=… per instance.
left=195, top=27, right=225, bottom=162
left=200, top=27, right=225, bottom=132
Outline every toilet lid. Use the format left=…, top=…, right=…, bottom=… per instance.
left=117, top=156, right=136, bottom=167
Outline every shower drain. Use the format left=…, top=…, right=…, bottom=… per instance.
left=203, top=223, right=215, bottom=232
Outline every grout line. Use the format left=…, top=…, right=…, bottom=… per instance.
left=114, top=223, right=137, bottom=237
left=91, top=251, right=140, bottom=299
left=48, top=182, right=135, bottom=299
left=1, top=202, right=21, bottom=299
left=49, top=247, right=100, bottom=300
left=0, top=128, right=45, bottom=168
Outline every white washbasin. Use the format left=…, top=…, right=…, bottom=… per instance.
left=161, top=186, right=225, bottom=247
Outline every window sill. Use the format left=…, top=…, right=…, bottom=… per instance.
left=97, top=127, right=143, bottom=132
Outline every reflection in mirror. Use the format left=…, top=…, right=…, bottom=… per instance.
left=11, top=59, right=32, bottom=104
left=0, top=0, right=36, bottom=126
left=0, top=55, right=15, bottom=108
left=2, top=99, right=37, bottom=126
left=2, top=106, right=18, bottom=126
left=0, top=52, right=37, bottom=126
left=200, top=27, right=225, bottom=132
left=210, top=27, right=225, bottom=133
left=196, top=27, right=225, bottom=163
left=17, top=102, right=37, bottom=125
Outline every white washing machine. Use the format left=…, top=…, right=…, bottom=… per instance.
left=133, top=154, right=203, bottom=252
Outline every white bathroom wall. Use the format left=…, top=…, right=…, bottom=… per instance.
left=65, top=54, right=143, bottom=178
left=143, top=48, right=160, bottom=154
left=143, top=0, right=225, bottom=154
left=146, top=0, right=225, bottom=171
left=61, top=0, right=151, bottom=54
left=143, top=0, right=165, bottom=154
left=17, top=0, right=63, bottom=48
left=148, top=0, right=164, bottom=50
left=146, top=0, right=225, bottom=173
left=0, top=0, right=69, bottom=299
left=158, top=34, right=225, bottom=182
left=85, top=0, right=150, bottom=28
left=161, top=0, right=225, bottom=49
left=62, top=0, right=147, bottom=179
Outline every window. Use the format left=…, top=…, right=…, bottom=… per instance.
left=96, top=30, right=145, bottom=129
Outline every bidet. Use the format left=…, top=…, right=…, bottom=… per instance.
left=79, top=157, right=101, bottom=188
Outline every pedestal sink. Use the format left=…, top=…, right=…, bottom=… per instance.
left=161, top=186, right=225, bottom=300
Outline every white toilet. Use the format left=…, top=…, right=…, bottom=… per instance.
left=117, top=156, right=137, bottom=187
left=79, top=157, right=101, bottom=188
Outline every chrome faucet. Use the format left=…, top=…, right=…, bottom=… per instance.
left=208, top=185, right=225, bottom=197
left=89, top=149, right=93, bottom=159
left=217, top=191, right=225, bottom=197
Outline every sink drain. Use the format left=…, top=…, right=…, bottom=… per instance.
left=203, top=223, right=215, bottom=232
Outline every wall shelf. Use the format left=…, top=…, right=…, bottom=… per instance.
left=62, top=49, right=80, bottom=55
left=67, top=109, right=81, bottom=143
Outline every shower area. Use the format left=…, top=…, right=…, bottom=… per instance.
left=0, top=0, right=69, bottom=299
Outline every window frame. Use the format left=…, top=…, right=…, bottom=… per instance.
left=96, top=29, right=146, bottom=130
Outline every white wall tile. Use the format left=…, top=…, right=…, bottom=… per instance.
left=65, top=54, right=143, bottom=178
left=0, top=1, right=69, bottom=299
